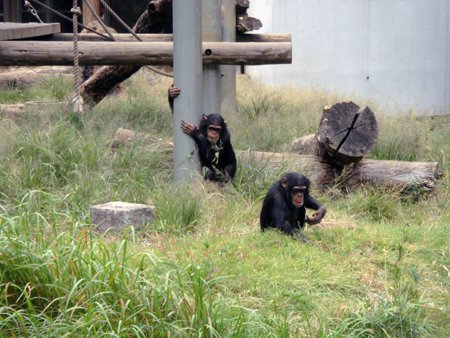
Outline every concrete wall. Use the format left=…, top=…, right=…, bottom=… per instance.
left=247, top=0, right=450, bottom=115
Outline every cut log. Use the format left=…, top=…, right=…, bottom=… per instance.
left=236, top=16, right=262, bottom=34
left=112, top=128, right=439, bottom=192
left=317, top=101, right=378, bottom=165
left=292, top=101, right=378, bottom=167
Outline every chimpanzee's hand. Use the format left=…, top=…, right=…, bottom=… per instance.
left=305, top=206, right=326, bottom=225
left=181, top=120, right=199, bottom=135
left=168, top=84, right=180, bottom=98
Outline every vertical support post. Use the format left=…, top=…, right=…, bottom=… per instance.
left=202, top=0, right=222, bottom=115
left=221, top=0, right=236, bottom=116
left=173, top=0, right=202, bottom=183
left=83, top=0, right=100, bottom=26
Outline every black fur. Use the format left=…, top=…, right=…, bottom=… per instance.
left=260, top=172, right=326, bottom=236
left=188, top=114, right=237, bottom=183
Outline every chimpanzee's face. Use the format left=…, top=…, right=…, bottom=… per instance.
left=290, top=186, right=306, bottom=208
left=207, top=125, right=221, bottom=143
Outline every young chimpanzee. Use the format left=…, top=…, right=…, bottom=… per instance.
left=181, top=114, right=237, bottom=183
left=260, top=172, right=326, bottom=243
left=168, top=85, right=237, bottom=183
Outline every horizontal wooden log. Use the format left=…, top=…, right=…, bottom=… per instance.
left=36, top=33, right=291, bottom=43
left=112, top=128, right=439, bottom=192
left=237, top=151, right=439, bottom=191
left=0, top=41, right=291, bottom=66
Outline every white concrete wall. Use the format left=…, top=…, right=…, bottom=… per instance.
left=247, top=0, right=450, bottom=115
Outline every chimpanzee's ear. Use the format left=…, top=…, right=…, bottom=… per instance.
left=224, top=120, right=227, bottom=124
left=281, top=177, right=287, bottom=189
left=201, top=114, right=208, bottom=123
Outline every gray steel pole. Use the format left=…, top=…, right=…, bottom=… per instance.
left=221, top=0, right=237, bottom=116
left=173, top=0, right=202, bottom=183
left=202, top=0, right=222, bottom=115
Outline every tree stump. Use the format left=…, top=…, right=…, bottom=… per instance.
left=292, top=101, right=378, bottom=167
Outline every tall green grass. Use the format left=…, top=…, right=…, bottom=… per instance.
left=0, top=69, right=449, bottom=336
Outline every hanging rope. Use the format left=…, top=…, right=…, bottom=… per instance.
left=72, top=1, right=83, bottom=115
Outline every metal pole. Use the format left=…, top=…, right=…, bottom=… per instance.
left=173, top=0, right=202, bottom=183
left=221, top=0, right=237, bottom=116
left=202, top=0, right=222, bottom=115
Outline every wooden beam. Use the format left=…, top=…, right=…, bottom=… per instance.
left=0, top=41, right=292, bottom=66
left=0, top=23, right=60, bottom=41
left=35, top=33, right=291, bottom=43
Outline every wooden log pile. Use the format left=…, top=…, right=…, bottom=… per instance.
left=81, top=0, right=264, bottom=105
left=112, top=102, right=440, bottom=193
left=290, top=101, right=440, bottom=192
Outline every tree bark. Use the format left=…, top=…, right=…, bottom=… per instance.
left=82, top=0, right=100, bottom=26
left=81, top=0, right=173, bottom=104
left=0, top=41, right=291, bottom=67
left=292, top=101, right=378, bottom=166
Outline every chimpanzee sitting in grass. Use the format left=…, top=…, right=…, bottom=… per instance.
left=260, top=172, right=326, bottom=243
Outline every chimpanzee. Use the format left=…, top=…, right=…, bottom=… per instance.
left=181, top=114, right=237, bottom=183
left=260, top=172, right=326, bottom=243
left=168, top=85, right=237, bottom=183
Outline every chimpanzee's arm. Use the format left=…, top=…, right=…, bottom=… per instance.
left=304, top=194, right=326, bottom=225
left=180, top=120, right=215, bottom=166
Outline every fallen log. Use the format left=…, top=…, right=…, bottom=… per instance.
left=112, top=128, right=439, bottom=191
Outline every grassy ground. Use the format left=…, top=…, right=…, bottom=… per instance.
left=0, top=69, right=449, bottom=337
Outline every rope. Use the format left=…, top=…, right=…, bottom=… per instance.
left=98, top=0, right=173, bottom=78
left=82, top=0, right=116, bottom=41
left=27, top=0, right=112, bottom=40
left=98, top=0, right=142, bottom=41
left=24, top=1, right=44, bottom=23
left=72, top=0, right=83, bottom=115
left=29, top=0, right=173, bottom=78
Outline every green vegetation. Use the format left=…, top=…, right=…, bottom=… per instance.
left=0, top=70, right=449, bottom=337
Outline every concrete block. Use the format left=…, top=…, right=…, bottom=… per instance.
left=90, top=201, right=155, bottom=232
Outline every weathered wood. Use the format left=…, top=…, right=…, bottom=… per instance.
left=0, top=23, right=60, bottom=41
left=291, top=134, right=318, bottom=155
left=0, top=41, right=292, bottom=67
left=317, top=102, right=378, bottom=164
left=0, top=70, right=41, bottom=89
left=236, top=16, right=262, bottom=34
left=112, top=128, right=439, bottom=191
left=111, top=128, right=173, bottom=150
left=292, top=102, right=378, bottom=167
left=0, top=67, right=72, bottom=89
left=39, top=32, right=291, bottom=43
left=82, top=0, right=100, bottom=26
left=81, top=0, right=173, bottom=105
left=236, top=0, right=250, bottom=14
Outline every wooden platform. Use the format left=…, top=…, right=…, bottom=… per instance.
left=0, top=23, right=60, bottom=41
